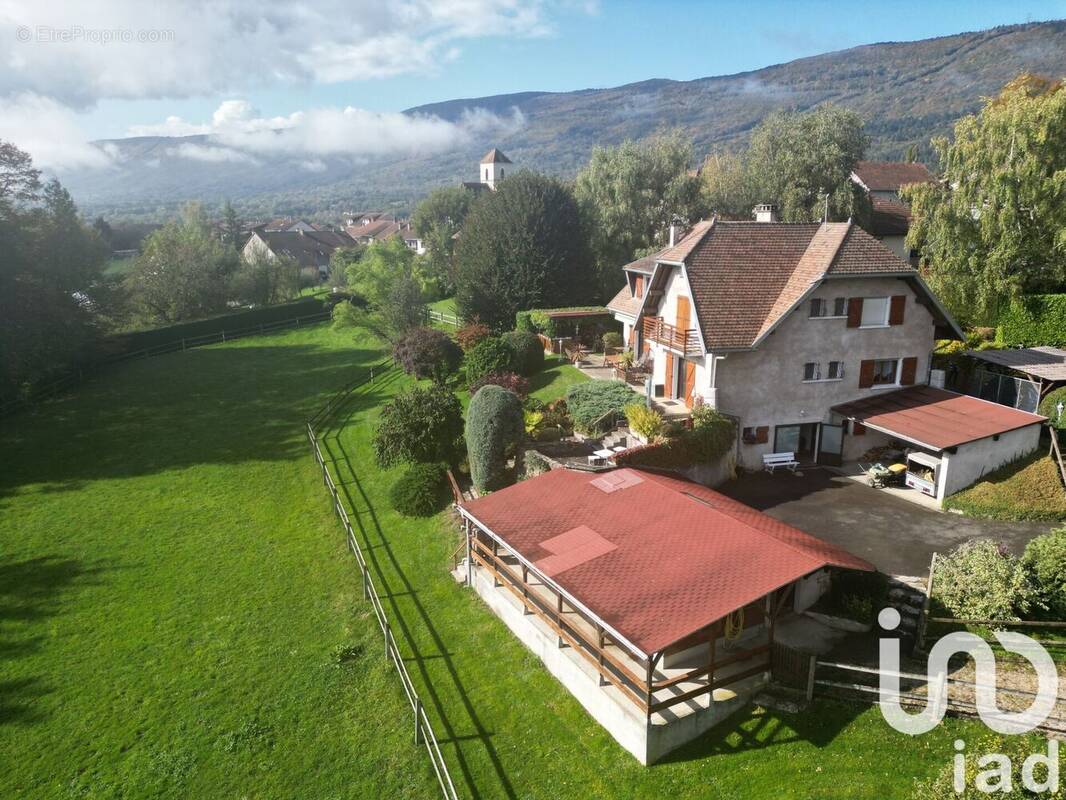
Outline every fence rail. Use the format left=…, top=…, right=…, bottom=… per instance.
left=427, top=309, right=462, bottom=327
left=0, top=311, right=331, bottom=418
left=305, top=361, right=459, bottom=800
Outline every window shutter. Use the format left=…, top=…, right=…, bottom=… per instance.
left=900, top=356, right=918, bottom=385
left=889, top=295, right=906, bottom=325
left=635, top=275, right=644, bottom=298
left=852, top=421, right=866, bottom=436
left=755, top=426, right=769, bottom=444
left=858, top=359, right=875, bottom=388
left=846, top=298, right=863, bottom=328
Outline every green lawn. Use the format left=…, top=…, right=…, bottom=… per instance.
left=2, top=324, right=986, bottom=799
left=428, top=297, right=457, bottom=315
left=944, top=450, right=1066, bottom=521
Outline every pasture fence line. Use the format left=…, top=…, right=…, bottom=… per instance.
left=0, top=311, right=330, bottom=418
left=426, top=309, right=462, bottom=327
left=305, top=360, right=460, bottom=800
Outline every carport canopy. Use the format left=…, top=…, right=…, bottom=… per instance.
left=832, top=386, right=1046, bottom=451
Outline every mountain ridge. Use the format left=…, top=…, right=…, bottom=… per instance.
left=62, top=19, right=1066, bottom=221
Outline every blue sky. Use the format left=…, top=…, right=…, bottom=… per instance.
left=1, top=0, right=1064, bottom=170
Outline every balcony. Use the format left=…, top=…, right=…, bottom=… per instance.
left=642, top=316, right=701, bottom=356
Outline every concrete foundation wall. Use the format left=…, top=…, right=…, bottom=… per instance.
left=940, top=424, right=1042, bottom=498
left=468, top=565, right=762, bottom=764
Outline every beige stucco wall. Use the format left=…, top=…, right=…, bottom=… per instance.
left=710, top=276, right=937, bottom=469
left=939, top=424, right=1042, bottom=499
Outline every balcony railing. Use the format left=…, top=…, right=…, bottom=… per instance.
left=643, top=316, right=701, bottom=356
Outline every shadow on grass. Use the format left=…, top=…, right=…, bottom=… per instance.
left=317, top=368, right=518, bottom=800
left=656, top=700, right=865, bottom=765
left=0, top=555, right=109, bottom=725
left=0, top=341, right=381, bottom=502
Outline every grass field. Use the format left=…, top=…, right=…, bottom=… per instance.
left=944, top=450, right=1066, bottom=521
left=2, top=324, right=987, bottom=799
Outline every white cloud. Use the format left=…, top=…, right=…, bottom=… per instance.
left=127, top=115, right=211, bottom=137
left=129, top=99, right=525, bottom=161
left=0, top=1, right=558, bottom=107
left=0, top=93, right=115, bottom=170
left=167, top=142, right=261, bottom=165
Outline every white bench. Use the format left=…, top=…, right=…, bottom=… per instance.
left=763, top=452, right=800, bottom=473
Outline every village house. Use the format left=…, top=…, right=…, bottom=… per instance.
left=850, top=160, right=934, bottom=262
left=242, top=227, right=356, bottom=283
left=457, top=466, right=872, bottom=763
left=342, top=212, right=425, bottom=254
left=606, top=206, right=1046, bottom=503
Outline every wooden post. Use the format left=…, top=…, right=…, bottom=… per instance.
left=915, top=552, right=938, bottom=655
left=557, top=594, right=566, bottom=649
left=708, top=626, right=717, bottom=698
left=522, top=565, right=531, bottom=615
left=464, top=519, right=473, bottom=587
left=805, top=655, right=816, bottom=701
left=597, top=626, right=607, bottom=686
left=492, top=540, right=500, bottom=588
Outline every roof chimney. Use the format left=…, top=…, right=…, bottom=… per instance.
left=753, top=203, right=779, bottom=223
left=668, top=224, right=677, bottom=247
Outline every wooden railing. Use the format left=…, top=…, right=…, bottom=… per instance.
left=642, top=316, right=701, bottom=355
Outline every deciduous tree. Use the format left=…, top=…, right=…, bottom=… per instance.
left=904, top=74, right=1066, bottom=325
left=412, top=186, right=472, bottom=297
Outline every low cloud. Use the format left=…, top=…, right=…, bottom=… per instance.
left=167, top=142, right=261, bottom=165
left=0, top=93, right=115, bottom=170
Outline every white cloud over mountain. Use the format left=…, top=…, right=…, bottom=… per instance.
left=0, top=0, right=550, bottom=169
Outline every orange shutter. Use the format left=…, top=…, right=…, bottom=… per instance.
left=847, top=298, right=864, bottom=328
left=635, top=275, right=644, bottom=298
left=684, top=361, right=696, bottom=406
left=889, top=295, right=906, bottom=325
left=755, top=426, right=769, bottom=444
left=664, top=353, right=675, bottom=398
left=852, top=421, right=866, bottom=436
left=900, top=356, right=918, bottom=385
left=858, top=359, right=875, bottom=388
left=676, top=295, right=691, bottom=332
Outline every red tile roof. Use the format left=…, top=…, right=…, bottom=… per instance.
left=606, top=284, right=641, bottom=317
left=460, top=468, right=872, bottom=656
left=853, top=161, right=934, bottom=192
left=832, top=386, right=1046, bottom=450
left=869, top=196, right=912, bottom=237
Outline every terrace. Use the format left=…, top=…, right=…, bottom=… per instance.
left=643, top=316, right=701, bottom=357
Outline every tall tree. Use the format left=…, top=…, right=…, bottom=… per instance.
left=231, top=247, right=301, bottom=306
left=0, top=142, right=109, bottom=397
left=125, top=203, right=239, bottom=324
left=345, top=237, right=426, bottom=340
left=574, top=132, right=704, bottom=296
left=904, top=74, right=1066, bottom=325
left=455, top=171, right=596, bottom=331
left=701, top=104, right=870, bottom=223
left=220, top=200, right=242, bottom=251
left=411, top=186, right=473, bottom=297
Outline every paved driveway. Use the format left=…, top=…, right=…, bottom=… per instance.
left=717, top=468, right=1053, bottom=578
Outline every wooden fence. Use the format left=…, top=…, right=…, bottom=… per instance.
left=0, top=311, right=330, bottom=418
left=306, top=361, right=459, bottom=800
left=426, top=309, right=462, bottom=328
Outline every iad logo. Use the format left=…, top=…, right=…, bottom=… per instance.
left=877, top=607, right=1058, bottom=735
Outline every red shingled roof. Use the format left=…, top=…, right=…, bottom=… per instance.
left=853, top=161, right=934, bottom=192
left=460, top=468, right=872, bottom=656
left=832, top=386, right=1046, bottom=450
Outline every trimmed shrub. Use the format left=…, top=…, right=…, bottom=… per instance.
left=624, top=403, right=664, bottom=440
left=688, top=405, right=736, bottom=461
left=1021, top=526, right=1066, bottom=619
left=615, top=409, right=737, bottom=471
left=465, top=385, right=525, bottom=492
left=602, top=331, right=623, bottom=351
left=501, top=330, right=544, bottom=376
left=514, top=311, right=536, bottom=333
left=469, top=371, right=529, bottom=398
left=565, top=380, right=638, bottom=434
left=1040, top=386, right=1066, bottom=429
left=998, top=294, right=1066, bottom=347
left=331, top=300, right=362, bottom=329
left=456, top=320, right=491, bottom=351
left=393, top=327, right=462, bottom=384
left=933, top=540, right=1036, bottom=621
left=389, top=463, right=449, bottom=517
left=372, top=385, right=464, bottom=468
left=464, top=337, right=516, bottom=383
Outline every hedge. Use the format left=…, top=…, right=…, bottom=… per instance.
left=514, top=307, right=611, bottom=338
left=109, top=295, right=333, bottom=355
left=464, top=337, right=517, bottom=384
left=389, top=462, right=449, bottom=517
left=1040, top=386, right=1066, bottom=429
left=465, top=385, right=525, bottom=492
left=615, top=412, right=735, bottom=470
left=997, top=294, right=1066, bottom=347
left=500, top=331, right=544, bottom=376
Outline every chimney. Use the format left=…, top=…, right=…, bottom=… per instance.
left=753, top=203, right=779, bottom=223
left=668, top=224, right=677, bottom=247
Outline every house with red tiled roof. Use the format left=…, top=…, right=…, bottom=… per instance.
left=458, top=466, right=872, bottom=763
left=606, top=205, right=1046, bottom=502
left=342, top=213, right=425, bottom=254
left=850, top=160, right=935, bottom=262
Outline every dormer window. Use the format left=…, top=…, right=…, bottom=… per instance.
left=633, top=275, right=644, bottom=298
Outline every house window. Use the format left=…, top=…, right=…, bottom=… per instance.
left=827, top=361, right=845, bottom=380
left=742, top=426, right=757, bottom=443
left=803, top=362, right=820, bottom=382
left=810, top=297, right=847, bottom=318
left=860, top=297, right=890, bottom=327
left=873, top=359, right=899, bottom=385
